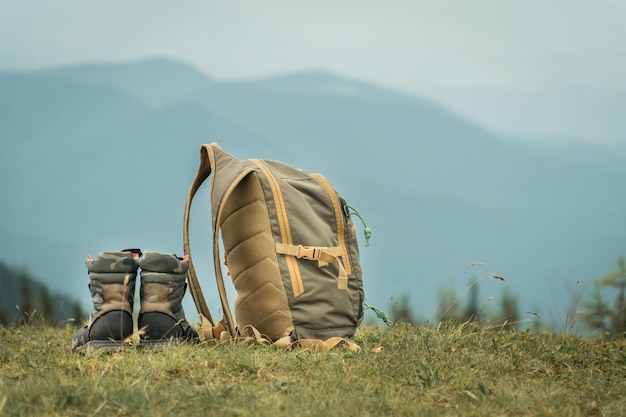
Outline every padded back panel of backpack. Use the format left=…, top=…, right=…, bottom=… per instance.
left=219, top=172, right=294, bottom=341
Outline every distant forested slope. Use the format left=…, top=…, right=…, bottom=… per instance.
left=0, top=260, right=85, bottom=326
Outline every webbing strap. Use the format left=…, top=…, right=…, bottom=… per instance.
left=183, top=143, right=252, bottom=338
left=183, top=145, right=215, bottom=326
left=201, top=317, right=229, bottom=341
left=311, top=173, right=352, bottom=275
left=295, top=337, right=360, bottom=351
left=250, top=159, right=304, bottom=297
left=238, top=325, right=360, bottom=351
left=275, top=243, right=348, bottom=290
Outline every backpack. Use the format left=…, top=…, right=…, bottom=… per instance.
left=182, top=143, right=368, bottom=348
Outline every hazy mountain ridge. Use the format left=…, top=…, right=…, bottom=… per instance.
left=1, top=58, right=624, bottom=320
left=16, top=57, right=216, bottom=107
left=444, top=88, right=626, bottom=146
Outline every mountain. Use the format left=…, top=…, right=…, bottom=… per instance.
left=34, top=57, right=216, bottom=107
left=1, top=58, right=624, bottom=325
left=439, top=88, right=626, bottom=146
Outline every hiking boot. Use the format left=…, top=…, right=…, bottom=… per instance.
left=72, top=249, right=141, bottom=352
left=137, top=251, right=198, bottom=346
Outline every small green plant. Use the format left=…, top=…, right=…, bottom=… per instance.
left=416, top=363, right=449, bottom=389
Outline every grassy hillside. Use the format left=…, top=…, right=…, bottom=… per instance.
left=1, top=323, right=624, bottom=416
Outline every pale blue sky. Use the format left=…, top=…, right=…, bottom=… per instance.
left=2, top=0, right=625, bottom=144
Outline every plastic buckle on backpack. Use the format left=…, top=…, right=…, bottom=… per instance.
left=298, top=245, right=319, bottom=261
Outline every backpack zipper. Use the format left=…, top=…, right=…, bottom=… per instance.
left=250, top=159, right=305, bottom=297
left=311, top=174, right=352, bottom=276
left=342, top=204, right=372, bottom=247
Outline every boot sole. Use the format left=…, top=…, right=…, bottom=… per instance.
left=138, top=338, right=196, bottom=349
left=73, top=340, right=133, bottom=353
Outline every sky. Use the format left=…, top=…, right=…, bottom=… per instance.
left=2, top=0, right=626, bottom=144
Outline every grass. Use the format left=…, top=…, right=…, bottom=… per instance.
left=1, top=323, right=625, bottom=417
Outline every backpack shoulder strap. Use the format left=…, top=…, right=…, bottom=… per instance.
left=183, top=144, right=216, bottom=328
left=183, top=143, right=256, bottom=339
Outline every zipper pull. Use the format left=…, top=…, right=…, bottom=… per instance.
left=343, top=204, right=372, bottom=247
left=363, top=303, right=392, bottom=326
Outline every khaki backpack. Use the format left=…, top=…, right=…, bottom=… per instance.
left=183, top=143, right=368, bottom=348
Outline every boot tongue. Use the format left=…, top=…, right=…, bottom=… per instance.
left=87, top=251, right=139, bottom=273
left=138, top=251, right=189, bottom=274
left=122, top=248, right=143, bottom=258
